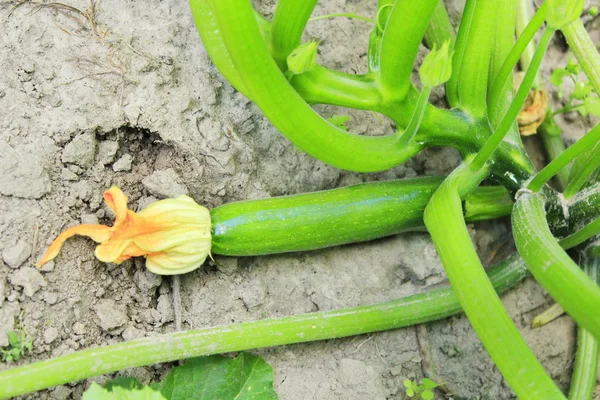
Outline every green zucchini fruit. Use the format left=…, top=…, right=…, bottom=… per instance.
left=211, top=176, right=511, bottom=256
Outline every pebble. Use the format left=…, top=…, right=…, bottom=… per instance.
left=43, top=327, right=59, bottom=344
left=112, top=154, right=133, bottom=172
left=61, top=168, right=79, bottom=181
left=72, top=322, right=86, bottom=335
left=133, top=269, right=162, bottom=295
left=142, top=168, right=189, bottom=198
left=42, top=291, right=58, bottom=305
left=157, top=294, right=174, bottom=323
left=61, top=131, right=96, bottom=168
left=40, top=260, right=55, bottom=272
left=3, top=240, right=32, bottom=268
left=97, top=140, right=119, bottom=165
left=93, top=299, right=128, bottom=332
left=81, top=214, right=99, bottom=225
left=10, top=267, right=47, bottom=297
left=122, top=326, right=144, bottom=341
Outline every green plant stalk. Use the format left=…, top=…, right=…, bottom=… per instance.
left=539, top=115, right=570, bottom=190
left=513, top=191, right=600, bottom=339
left=463, top=186, right=514, bottom=221
left=423, top=0, right=455, bottom=49
left=271, top=0, right=318, bottom=70
left=488, top=1, right=547, bottom=114
left=515, top=0, right=542, bottom=87
left=0, top=253, right=530, bottom=399
left=564, top=142, right=600, bottom=198
left=473, top=27, right=555, bottom=171
left=563, top=19, right=600, bottom=96
left=559, top=216, right=600, bottom=250
left=487, top=0, right=516, bottom=130
left=528, top=123, right=600, bottom=192
left=396, top=87, right=432, bottom=147
left=378, top=0, right=438, bottom=101
left=446, top=0, right=497, bottom=117
left=423, top=164, right=564, bottom=399
left=568, top=257, right=599, bottom=400
left=567, top=182, right=600, bottom=227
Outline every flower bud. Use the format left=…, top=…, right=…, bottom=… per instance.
left=37, top=186, right=211, bottom=275
left=419, top=39, right=454, bottom=88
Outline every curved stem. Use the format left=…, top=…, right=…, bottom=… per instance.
left=378, top=0, right=438, bottom=101
left=205, top=0, right=423, bottom=172
left=567, top=257, right=599, bottom=400
left=271, top=0, right=318, bottom=69
left=472, top=27, right=554, bottom=171
left=0, top=253, right=530, bottom=399
left=539, top=115, right=570, bottom=190
left=488, top=2, right=548, bottom=114
left=463, top=186, right=514, bottom=221
left=528, top=122, right=600, bottom=192
left=513, top=191, right=600, bottom=340
left=424, top=164, right=565, bottom=399
left=563, top=19, right=600, bottom=96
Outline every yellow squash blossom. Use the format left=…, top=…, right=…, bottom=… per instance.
left=37, top=186, right=212, bottom=275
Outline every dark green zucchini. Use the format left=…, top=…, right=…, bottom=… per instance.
left=210, top=176, right=511, bottom=256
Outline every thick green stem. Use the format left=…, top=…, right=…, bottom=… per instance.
left=271, top=0, right=318, bottom=69
left=424, top=165, right=564, bottom=399
left=378, top=0, right=438, bottom=101
left=424, top=1, right=455, bottom=49
left=513, top=191, right=600, bottom=340
left=528, top=123, right=600, bottom=192
left=564, top=142, right=600, bottom=198
left=539, top=115, right=570, bottom=190
left=567, top=257, right=599, bottom=400
left=0, top=253, right=530, bottom=399
left=463, top=186, right=514, bottom=221
left=563, top=19, right=600, bottom=96
left=472, top=27, right=554, bottom=171
left=488, top=2, right=547, bottom=115
left=446, top=0, right=497, bottom=117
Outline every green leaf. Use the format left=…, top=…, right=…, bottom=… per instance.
left=420, top=378, right=439, bottom=390
left=585, top=96, right=600, bottom=118
left=566, top=56, right=581, bottom=76
left=153, top=353, right=278, bottom=400
left=7, top=332, right=19, bottom=347
left=286, top=41, right=319, bottom=75
left=104, top=377, right=144, bottom=392
left=327, top=115, right=350, bottom=131
left=82, top=383, right=166, bottom=400
left=421, top=389, right=435, bottom=400
left=550, top=68, right=569, bottom=87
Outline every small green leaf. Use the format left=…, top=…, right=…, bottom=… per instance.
left=153, top=353, right=278, bottom=400
left=420, top=378, right=439, bottom=389
left=403, top=379, right=413, bottom=389
left=572, top=81, right=592, bottom=100
left=287, top=41, right=319, bottom=75
left=82, top=383, right=166, bottom=400
left=327, top=115, right=350, bottom=130
left=421, top=389, right=435, bottom=400
left=104, top=377, right=144, bottom=392
left=419, top=39, right=454, bottom=88
left=550, top=68, right=569, bottom=87
left=566, top=56, right=581, bottom=76
left=7, top=332, right=19, bottom=347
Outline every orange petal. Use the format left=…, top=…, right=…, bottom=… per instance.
left=103, top=186, right=129, bottom=228
left=36, top=224, right=112, bottom=268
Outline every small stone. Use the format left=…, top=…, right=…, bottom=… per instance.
left=133, top=269, right=162, bottom=295
left=10, top=267, right=47, bottom=297
left=81, top=214, right=99, bottom=225
left=42, top=291, right=58, bottom=304
left=40, top=260, right=55, bottom=272
left=142, top=168, right=189, bottom=198
left=96, top=287, right=105, bottom=298
left=43, top=327, right=59, bottom=344
left=112, top=154, right=133, bottom=172
left=61, top=168, right=78, bottom=181
left=72, top=322, right=86, bottom=335
left=97, top=140, right=119, bottom=165
left=122, top=326, right=144, bottom=341
left=72, top=180, right=93, bottom=201
left=157, top=294, right=174, bottom=323
left=3, top=240, right=32, bottom=269
left=62, top=131, right=96, bottom=168
left=136, top=196, right=158, bottom=211
left=93, top=299, right=128, bottom=332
